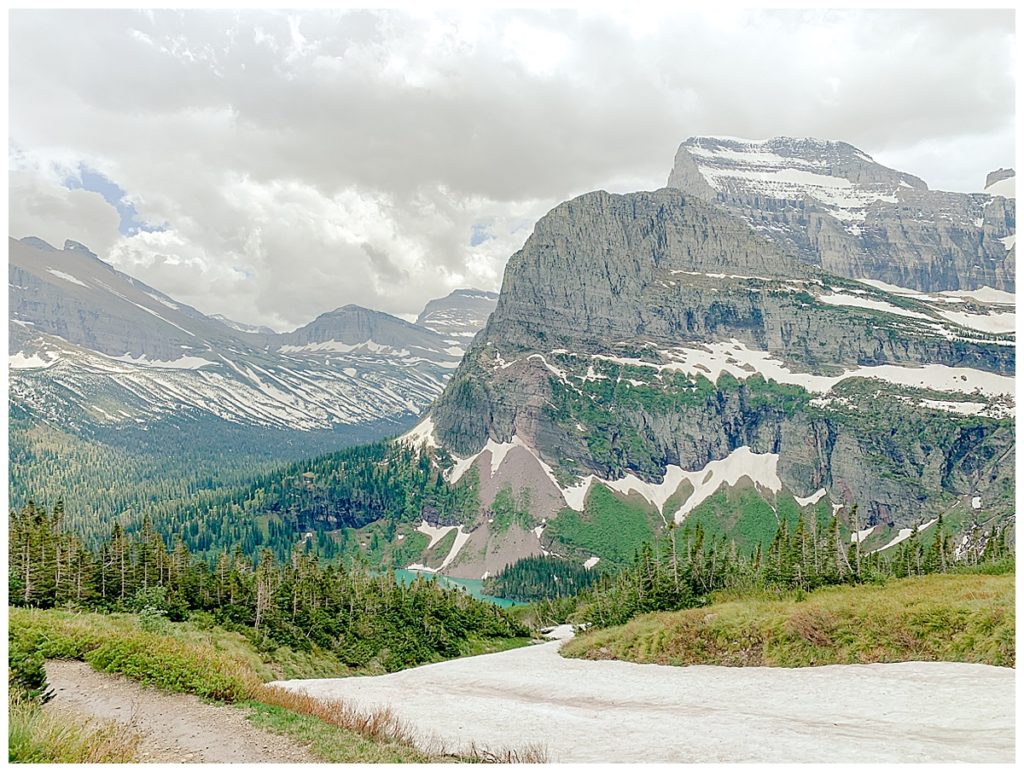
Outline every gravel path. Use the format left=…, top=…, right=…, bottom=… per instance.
left=274, top=628, right=1015, bottom=763
left=44, top=660, right=317, bottom=764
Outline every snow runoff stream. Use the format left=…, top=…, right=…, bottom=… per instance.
left=272, top=627, right=1013, bottom=763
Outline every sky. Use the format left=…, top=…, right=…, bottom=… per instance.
left=8, top=8, right=1016, bottom=331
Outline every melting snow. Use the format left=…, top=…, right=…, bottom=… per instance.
left=871, top=519, right=938, bottom=554
left=400, top=417, right=439, bottom=450
left=583, top=556, right=600, bottom=569
left=794, top=488, right=827, bottom=507
left=45, top=269, right=88, bottom=287
left=9, top=351, right=58, bottom=369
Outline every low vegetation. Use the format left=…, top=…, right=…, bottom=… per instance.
left=545, top=485, right=655, bottom=566
left=8, top=691, right=141, bottom=764
left=8, top=606, right=541, bottom=763
left=562, top=571, right=1014, bottom=668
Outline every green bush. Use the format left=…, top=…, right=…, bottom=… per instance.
left=8, top=635, right=51, bottom=703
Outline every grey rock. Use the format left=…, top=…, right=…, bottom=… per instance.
left=666, top=136, right=1015, bottom=292
left=429, top=188, right=1014, bottom=530
left=986, top=168, right=1015, bottom=189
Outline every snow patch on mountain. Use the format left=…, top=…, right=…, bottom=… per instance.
left=400, top=417, right=439, bottom=450
left=45, top=269, right=88, bottom=287
left=936, top=309, right=1016, bottom=334
left=583, top=342, right=1013, bottom=399
left=410, top=520, right=472, bottom=571
left=9, top=351, right=59, bottom=369
left=984, top=173, right=1015, bottom=199
left=819, top=293, right=933, bottom=321
left=939, top=287, right=1016, bottom=305
left=872, top=519, right=939, bottom=554
left=109, top=353, right=217, bottom=369
left=794, top=488, right=827, bottom=507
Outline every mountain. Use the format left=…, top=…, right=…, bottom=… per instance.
left=398, top=148, right=1014, bottom=580
left=666, top=136, right=1015, bottom=293
left=8, top=236, right=496, bottom=528
left=416, top=289, right=499, bottom=340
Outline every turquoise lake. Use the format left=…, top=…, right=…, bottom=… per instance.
left=392, top=568, right=520, bottom=608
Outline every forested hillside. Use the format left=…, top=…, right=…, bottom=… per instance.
left=9, top=501, right=525, bottom=672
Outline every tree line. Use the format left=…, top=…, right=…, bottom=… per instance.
left=8, top=500, right=526, bottom=672
left=525, top=508, right=1013, bottom=629
left=483, top=555, right=600, bottom=602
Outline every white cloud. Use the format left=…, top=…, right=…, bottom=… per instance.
left=9, top=161, right=121, bottom=257
left=8, top=8, right=1015, bottom=329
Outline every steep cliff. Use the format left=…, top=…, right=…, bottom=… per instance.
left=414, top=188, right=1013, bottom=577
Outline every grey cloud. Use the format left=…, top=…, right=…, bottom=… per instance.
left=8, top=9, right=1014, bottom=328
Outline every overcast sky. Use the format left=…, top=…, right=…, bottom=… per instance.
left=8, top=8, right=1015, bottom=330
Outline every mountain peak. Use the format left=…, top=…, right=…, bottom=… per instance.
left=673, top=135, right=928, bottom=195
left=63, top=239, right=99, bottom=258
left=984, top=168, right=1015, bottom=199
left=667, top=134, right=1012, bottom=293
left=416, top=287, right=499, bottom=338
left=18, top=236, right=59, bottom=252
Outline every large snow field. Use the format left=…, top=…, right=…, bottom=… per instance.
left=273, top=630, right=1014, bottom=763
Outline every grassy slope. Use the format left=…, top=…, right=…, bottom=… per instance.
left=562, top=572, right=1014, bottom=668
left=546, top=485, right=656, bottom=565
left=7, top=607, right=513, bottom=762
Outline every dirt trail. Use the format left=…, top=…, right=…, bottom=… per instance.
left=44, top=660, right=317, bottom=764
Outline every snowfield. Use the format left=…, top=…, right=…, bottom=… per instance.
left=273, top=632, right=1014, bottom=763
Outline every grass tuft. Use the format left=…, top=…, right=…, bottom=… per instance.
left=8, top=691, right=141, bottom=763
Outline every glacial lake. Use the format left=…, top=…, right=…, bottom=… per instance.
left=393, top=568, right=520, bottom=608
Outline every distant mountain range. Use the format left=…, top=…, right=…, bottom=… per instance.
left=9, top=236, right=496, bottom=438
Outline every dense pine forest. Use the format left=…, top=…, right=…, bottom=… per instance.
left=483, top=555, right=600, bottom=602
left=10, top=433, right=481, bottom=568
left=8, top=501, right=525, bottom=672
left=7, top=414, right=412, bottom=554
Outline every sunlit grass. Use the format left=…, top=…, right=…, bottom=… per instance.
left=562, top=572, right=1014, bottom=668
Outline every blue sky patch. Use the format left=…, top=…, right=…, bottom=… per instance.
left=469, top=222, right=494, bottom=247
left=63, top=165, right=165, bottom=236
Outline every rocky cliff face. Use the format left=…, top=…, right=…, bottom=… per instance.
left=417, top=187, right=1014, bottom=575
left=666, top=136, right=1016, bottom=293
